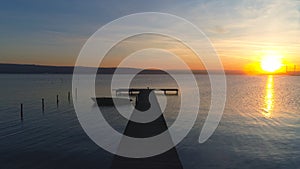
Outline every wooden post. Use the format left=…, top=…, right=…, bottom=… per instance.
left=68, top=92, right=71, bottom=103
left=20, top=103, right=23, bottom=121
left=56, top=95, right=59, bottom=107
left=42, top=98, right=45, bottom=112
left=75, top=88, right=78, bottom=100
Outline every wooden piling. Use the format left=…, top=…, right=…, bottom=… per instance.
left=56, top=95, right=59, bottom=107
left=75, top=88, right=77, bottom=100
left=42, top=98, right=45, bottom=112
left=20, top=103, right=23, bottom=121
left=68, top=91, right=71, bottom=103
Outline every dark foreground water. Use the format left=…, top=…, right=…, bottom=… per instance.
left=0, top=74, right=299, bottom=169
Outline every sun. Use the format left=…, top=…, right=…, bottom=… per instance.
left=260, top=55, right=282, bottom=73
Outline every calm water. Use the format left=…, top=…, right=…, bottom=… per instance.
left=0, top=74, right=300, bottom=169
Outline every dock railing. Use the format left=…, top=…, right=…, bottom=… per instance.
left=115, top=88, right=179, bottom=95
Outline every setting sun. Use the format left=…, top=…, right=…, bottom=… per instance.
left=261, top=55, right=283, bottom=72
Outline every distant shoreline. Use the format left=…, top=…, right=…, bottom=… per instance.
left=0, top=63, right=287, bottom=75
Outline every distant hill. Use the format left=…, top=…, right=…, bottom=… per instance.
left=0, top=63, right=244, bottom=74
left=0, top=63, right=74, bottom=74
left=0, top=63, right=167, bottom=74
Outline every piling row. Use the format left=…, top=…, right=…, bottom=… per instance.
left=20, top=90, right=74, bottom=121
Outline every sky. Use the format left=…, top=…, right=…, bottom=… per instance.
left=0, top=0, right=300, bottom=71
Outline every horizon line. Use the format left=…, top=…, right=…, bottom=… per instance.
left=0, top=62, right=243, bottom=72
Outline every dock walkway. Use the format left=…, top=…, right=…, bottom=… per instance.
left=110, top=89, right=183, bottom=169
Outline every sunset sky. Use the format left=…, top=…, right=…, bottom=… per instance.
left=1, top=0, right=300, bottom=72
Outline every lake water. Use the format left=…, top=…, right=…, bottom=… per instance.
left=0, top=74, right=299, bottom=169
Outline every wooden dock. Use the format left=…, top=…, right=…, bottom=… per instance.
left=116, top=88, right=179, bottom=95
left=110, top=89, right=183, bottom=169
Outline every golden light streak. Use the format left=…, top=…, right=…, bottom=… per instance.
left=262, top=75, right=274, bottom=118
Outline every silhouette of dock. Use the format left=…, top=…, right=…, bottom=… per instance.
left=116, top=88, right=179, bottom=95
left=110, top=89, right=183, bottom=169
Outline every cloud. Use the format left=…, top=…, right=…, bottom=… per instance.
left=168, top=0, right=300, bottom=69
left=208, top=25, right=229, bottom=34
left=1, top=0, right=299, bottom=69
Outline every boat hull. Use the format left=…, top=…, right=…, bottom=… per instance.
left=91, top=97, right=132, bottom=106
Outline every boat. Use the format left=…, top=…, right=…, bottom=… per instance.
left=91, top=97, right=132, bottom=106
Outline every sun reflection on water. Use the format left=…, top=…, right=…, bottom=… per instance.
left=262, top=75, right=274, bottom=118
